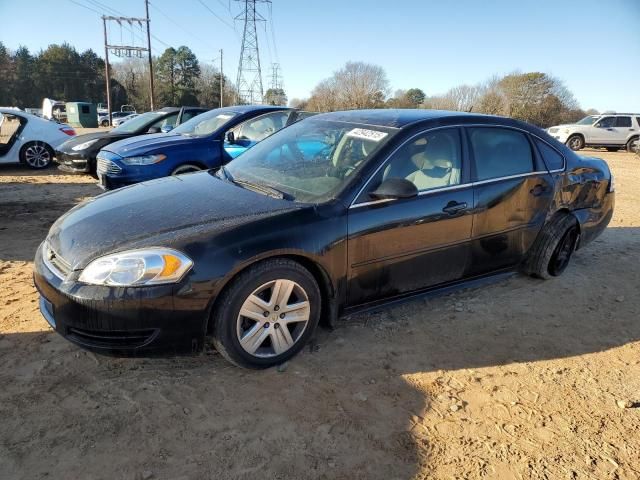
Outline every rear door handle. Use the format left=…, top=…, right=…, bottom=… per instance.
left=530, top=184, right=547, bottom=196
left=442, top=201, right=468, bottom=215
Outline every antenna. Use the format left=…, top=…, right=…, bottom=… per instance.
left=235, top=0, right=270, bottom=104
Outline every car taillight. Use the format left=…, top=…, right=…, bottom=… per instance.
left=60, top=127, right=76, bottom=136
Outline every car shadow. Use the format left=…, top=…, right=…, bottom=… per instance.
left=1, top=226, right=639, bottom=479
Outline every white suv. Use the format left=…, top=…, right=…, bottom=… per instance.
left=548, top=113, right=640, bottom=152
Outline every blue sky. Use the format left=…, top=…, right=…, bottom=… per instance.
left=1, top=0, right=639, bottom=111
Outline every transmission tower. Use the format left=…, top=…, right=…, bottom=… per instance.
left=266, top=63, right=286, bottom=105
left=235, top=0, right=270, bottom=104
left=270, top=63, right=282, bottom=91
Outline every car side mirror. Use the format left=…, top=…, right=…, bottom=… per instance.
left=226, top=131, right=236, bottom=144
left=160, top=125, right=174, bottom=133
left=369, top=178, right=418, bottom=200
left=147, top=126, right=160, bottom=134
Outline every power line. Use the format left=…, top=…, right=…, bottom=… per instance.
left=196, top=0, right=237, bottom=31
left=149, top=2, right=211, bottom=48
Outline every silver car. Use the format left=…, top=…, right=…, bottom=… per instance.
left=548, top=113, right=640, bottom=152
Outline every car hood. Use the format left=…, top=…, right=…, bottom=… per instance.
left=46, top=171, right=302, bottom=268
left=104, top=132, right=195, bottom=157
left=58, top=130, right=141, bottom=152
left=58, top=131, right=109, bottom=148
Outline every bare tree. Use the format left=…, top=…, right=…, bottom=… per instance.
left=306, top=61, right=389, bottom=111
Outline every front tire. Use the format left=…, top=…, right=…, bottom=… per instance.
left=566, top=135, right=584, bottom=151
left=627, top=137, right=639, bottom=153
left=20, top=142, right=54, bottom=169
left=212, top=259, right=321, bottom=369
left=523, top=213, right=579, bottom=280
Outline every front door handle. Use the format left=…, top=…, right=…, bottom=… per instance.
left=442, top=201, right=468, bottom=215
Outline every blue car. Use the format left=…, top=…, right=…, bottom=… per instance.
left=96, top=105, right=306, bottom=190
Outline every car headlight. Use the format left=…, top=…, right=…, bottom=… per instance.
left=71, top=139, right=100, bottom=151
left=78, top=248, right=193, bottom=286
left=122, top=154, right=166, bottom=165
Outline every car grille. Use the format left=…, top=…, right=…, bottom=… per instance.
left=97, top=158, right=122, bottom=175
left=67, top=327, right=157, bottom=349
left=548, top=127, right=559, bottom=134
left=43, top=242, right=72, bottom=279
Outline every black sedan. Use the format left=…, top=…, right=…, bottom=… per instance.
left=54, top=106, right=207, bottom=175
left=34, top=110, right=614, bottom=368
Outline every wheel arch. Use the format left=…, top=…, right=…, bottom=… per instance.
left=550, top=207, right=582, bottom=247
left=172, top=161, right=208, bottom=173
left=205, top=253, right=337, bottom=336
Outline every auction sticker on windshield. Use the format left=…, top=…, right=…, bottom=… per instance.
left=346, top=128, right=388, bottom=142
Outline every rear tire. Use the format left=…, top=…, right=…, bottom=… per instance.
left=627, top=137, right=639, bottom=153
left=212, top=258, right=321, bottom=369
left=20, top=142, right=54, bottom=169
left=523, top=213, right=579, bottom=280
left=566, top=135, right=584, bottom=151
left=101, top=119, right=109, bottom=127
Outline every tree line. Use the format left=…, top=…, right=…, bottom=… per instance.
left=0, top=42, right=239, bottom=112
left=292, top=61, right=597, bottom=128
left=1, top=42, right=596, bottom=128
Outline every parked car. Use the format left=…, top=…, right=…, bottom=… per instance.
left=98, top=111, right=132, bottom=127
left=55, top=107, right=207, bottom=175
left=112, top=113, right=139, bottom=127
left=34, top=110, right=614, bottom=368
left=95, top=105, right=304, bottom=190
left=0, top=108, right=75, bottom=168
left=547, top=113, right=640, bottom=152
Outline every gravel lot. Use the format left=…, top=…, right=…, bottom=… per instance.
left=1, top=149, right=638, bottom=480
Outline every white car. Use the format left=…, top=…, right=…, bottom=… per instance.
left=0, top=108, right=76, bottom=169
left=112, top=113, right=140, bottom=127
left=547, top=113, right=640, bottom=152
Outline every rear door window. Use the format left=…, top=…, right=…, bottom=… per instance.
left=615, top=117, right=632, bottom=128
left=534, top=139, right=564, bottom=171
left=468, top=128, right=534, bottom=181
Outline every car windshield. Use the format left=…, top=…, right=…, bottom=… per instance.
left=172, top=110, right=236, bottom=137
left=576, top=115, right=599, bottom=125
left=111, top=111, right=165, bottom=134
left=223, top=118, right=397, bottom=203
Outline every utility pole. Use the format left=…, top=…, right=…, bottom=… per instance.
left=235, top=0, right=270, bottom=104
left=102, top=16, right=112, bottom=126
left=145, top=0, right=155, bottom=110
left=220, top=49, right=224, bottom=108
left=102, top=15, right=151, bottom=119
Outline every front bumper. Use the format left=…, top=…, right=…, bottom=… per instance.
left=96, top=156, right=171, bottom=190
left=547, top=130, right=570, bottom=143
left=33, top=243, right=210, bottom=354
left=55, top=149, right=92, bottom=174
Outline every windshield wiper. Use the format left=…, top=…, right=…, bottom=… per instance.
left=218, top=167, right=293, bottom=200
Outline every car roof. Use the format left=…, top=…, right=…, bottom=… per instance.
left=221, top=105, right=292, bottom=114
left=310, top=109, right=507, bottom=128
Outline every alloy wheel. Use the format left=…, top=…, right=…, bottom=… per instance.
left=24, top=143, right=51, bottom=168
left=236, top=279, right=311, bottom=358
left=568, top=136, right=582, bottom=151
left=549, top=227, right=578, bottom=276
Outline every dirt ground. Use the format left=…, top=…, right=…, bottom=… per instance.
left=0, top=149, right=638, bottom=480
